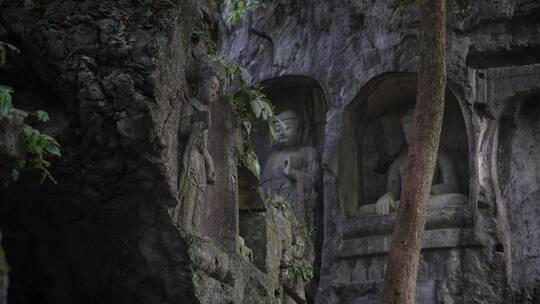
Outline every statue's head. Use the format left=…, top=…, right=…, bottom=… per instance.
left=198, top=75, right=220, bottom=105
left=274, top=110, right=301, bottom=148
left=400, top=109, right=414, bottom=144
left=197, top=60, right=220, bottom=105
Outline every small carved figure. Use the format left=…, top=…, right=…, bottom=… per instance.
left=261, top=110, right=321, bottom=230
left=173, top=61, right=218, bottom=231
left=358, top=109, right=466, bottom=215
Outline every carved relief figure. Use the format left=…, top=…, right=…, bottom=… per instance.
left=261, top=110, right=321, bottom=230
left=359, top=109, right=466, bottom=215
left=173, top=61, right=218, bottom=231
left=260, top=110, right=320, bottom=303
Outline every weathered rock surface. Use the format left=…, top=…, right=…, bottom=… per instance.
left=220, top=0, right=540, bottom=303
left=0, top=0, right=539, bottom=303
left=0, top=1, right=288, bottom=303
left=0, top=0, right=206, bottom=302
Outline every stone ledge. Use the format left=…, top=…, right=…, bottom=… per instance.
left=330, top=279, right=462, bottom=304
left=343, top=206, right=473, bottom=239
left=337, top=228, right=477, bottom=258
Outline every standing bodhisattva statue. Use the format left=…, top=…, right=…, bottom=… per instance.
left=173, top=62, right=218, bottom=232
left=359, top=109, right=466, bottom=215
left=261, top=110, right=320, bottom=230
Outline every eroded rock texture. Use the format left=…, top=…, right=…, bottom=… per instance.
left=0, top=0, right=205, bottom=302
left=0, top=0, right=539, bottom=303
left=0, top=1, right=283, bottom=303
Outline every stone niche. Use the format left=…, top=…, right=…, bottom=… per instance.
left=252, top=76, right=327, bottom=166
left=237, top=76, right=326, bottom=301
left=340, top=72, right=469, bottom=218
left=495, top=91, right=540, bottom=300
left=331, top=73, right=473, bottom=304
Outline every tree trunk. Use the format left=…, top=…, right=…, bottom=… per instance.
left=380, top=0, right=447, bottom=303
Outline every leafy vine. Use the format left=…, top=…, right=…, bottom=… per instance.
left=219, top=0, right=266, bottom=25
left=0, top=41, right=61, bottom=186
left=215, top=56, right=276, bottom=177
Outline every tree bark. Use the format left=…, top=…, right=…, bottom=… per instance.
left=380, top=0, right=447, bottom=303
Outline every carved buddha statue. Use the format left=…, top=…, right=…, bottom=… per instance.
left=260, top=110, right=319, bottom=303
left=358, top=109, right=467, bottom=215
left=173, top=63, right=218, bottom=231
left=260, top=110, right=320, bottom=230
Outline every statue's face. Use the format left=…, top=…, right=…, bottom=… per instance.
left=199, top=76, right=220, bottom=105
left=274, top=112, right=301, bottom=148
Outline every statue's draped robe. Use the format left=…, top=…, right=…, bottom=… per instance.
left=174, top=99, right=210, bottom=231
left=358, top=149, right=466, bottom=214
left=260, top=145, right=320, bottom=303
left=260, top=146, right=320, bottom=230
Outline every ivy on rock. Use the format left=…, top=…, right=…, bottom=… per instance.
left=0, top=41, right=61, bottom=186
left=215, top=55, right=276, bottom=177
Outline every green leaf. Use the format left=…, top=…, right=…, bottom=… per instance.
left=13, top=109, right=29, bottom=118
left=42, top=135, right=61, bottom=157
left=226, top=1, right=246, bottom=25
left=45, top=144, right=61, bottom=157
left=0, top=85, right=13, bottom=118
left=392, top=0, right=417, bottom=11
left=0, top=45, right=5, bottom=67
left=247, top=0, right=262, bottom=10
left=0, top=85, right=13, bottom=93
left=24, top=0, right=35, bottom=9
left=22, top=125, right=41, bottom=154
left=250, top=99, right=262, bottom=118
left=243, top=149, right=261, bottom=177
left=239, top=67, right=252, bottom=85
left=36, top=110, right=50, bottom=122
left=21, top=125, right=32, bottom=136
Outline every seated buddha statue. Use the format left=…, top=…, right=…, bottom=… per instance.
left=358, top=109, right=467, bottom=215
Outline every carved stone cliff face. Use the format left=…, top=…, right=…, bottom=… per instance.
left=0, top=1, right=283, bottom=303
left=220, top=0, right=540, bottom=303
left=0, top=1, right=203, bottom=302
left=0, top=0, right=539, bottom=303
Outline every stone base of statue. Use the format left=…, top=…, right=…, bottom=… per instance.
left=357, top=193, right=468, bottom=215
left=325, top=204, right=477, bottom=304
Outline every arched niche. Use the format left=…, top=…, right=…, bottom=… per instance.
left=237, top=76, right=327, bottom=288
left=238, top=76, right=327, bottom=211
left=495, top=91, right=540, bottom=293
left=251, top=76, right=327, bottom=165
left=340, top=72, right=469, bottom=217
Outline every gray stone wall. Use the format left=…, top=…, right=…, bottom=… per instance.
left=0, top=0, right=538, bottom=303
left=0, top=1, right=284, bottom=303
left=220, top=0, right=540, bottom=303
